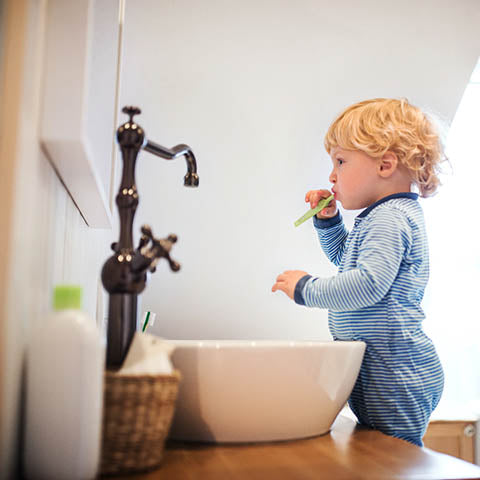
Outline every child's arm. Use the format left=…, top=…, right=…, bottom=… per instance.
left=297, top=209, right=412, bottom=310
left=272, top=192, right=346, bottom=300
left=305, top=189, right=348, bottom=266
left=314, top=214, right=349, bottom=266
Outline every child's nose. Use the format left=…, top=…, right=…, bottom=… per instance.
left=329, top=169, right=336, bottom=183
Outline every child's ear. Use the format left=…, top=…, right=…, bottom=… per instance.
left=377, top=151, right=398, bottom=178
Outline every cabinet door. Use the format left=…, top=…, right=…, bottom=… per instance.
left=41, top=0, right=121, bottom=228
left=423, top=420, right=476, bottom=464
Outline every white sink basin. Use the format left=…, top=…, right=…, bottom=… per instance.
left=168, top=340, right=365, bottom=443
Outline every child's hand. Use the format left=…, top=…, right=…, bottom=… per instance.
left=271, top=270, right=309, bottom=299
left=305, top=189, right=337, bottom=219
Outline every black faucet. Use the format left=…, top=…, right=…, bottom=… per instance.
left=102, top=106, right=199, bottom=369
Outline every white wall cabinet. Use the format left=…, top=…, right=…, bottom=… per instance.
left=41, top=0, right=121, bottom=228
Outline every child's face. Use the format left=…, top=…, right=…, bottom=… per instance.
left=329, top=148, right=383, bottom=210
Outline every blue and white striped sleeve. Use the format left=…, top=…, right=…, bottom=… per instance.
left=313, top=212, right=349, bottom=266
left=299, top=209, right=412, bottom=311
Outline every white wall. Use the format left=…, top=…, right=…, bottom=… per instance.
left=0, top=1, right=116, bottom=476
left=119, top=0, right=480, bottom=340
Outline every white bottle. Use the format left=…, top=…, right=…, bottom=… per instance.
left=24, top=285, right=104, bottom=480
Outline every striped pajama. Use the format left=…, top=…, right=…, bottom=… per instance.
left=294, top=192, right=444, bottom=446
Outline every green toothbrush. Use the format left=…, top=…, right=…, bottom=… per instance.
left=294, top=194, right=334, bottom=227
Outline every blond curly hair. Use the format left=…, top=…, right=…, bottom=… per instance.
left=324, top=98, right=447, bottom=197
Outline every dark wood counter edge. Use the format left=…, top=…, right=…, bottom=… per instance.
left=103, top=416, right=480, bottom=480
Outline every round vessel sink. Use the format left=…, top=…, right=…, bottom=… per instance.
left=168, top=340, right=365, bottom=443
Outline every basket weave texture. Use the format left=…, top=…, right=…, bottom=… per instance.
left=100, top=370, right=181, bottom=476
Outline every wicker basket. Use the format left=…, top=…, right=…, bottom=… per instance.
left=100, top=370, right=181, bottom=476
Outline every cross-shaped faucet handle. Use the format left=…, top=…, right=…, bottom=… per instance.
left=139, top=225, right=180, bottom=273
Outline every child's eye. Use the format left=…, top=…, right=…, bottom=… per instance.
left=337, top=158, right=344, bottom=166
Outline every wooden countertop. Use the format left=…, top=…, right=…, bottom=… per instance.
left=106, top=416, right=480, bottom=480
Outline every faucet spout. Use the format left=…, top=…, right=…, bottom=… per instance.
left=143, top=140, right=199, bottom=187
